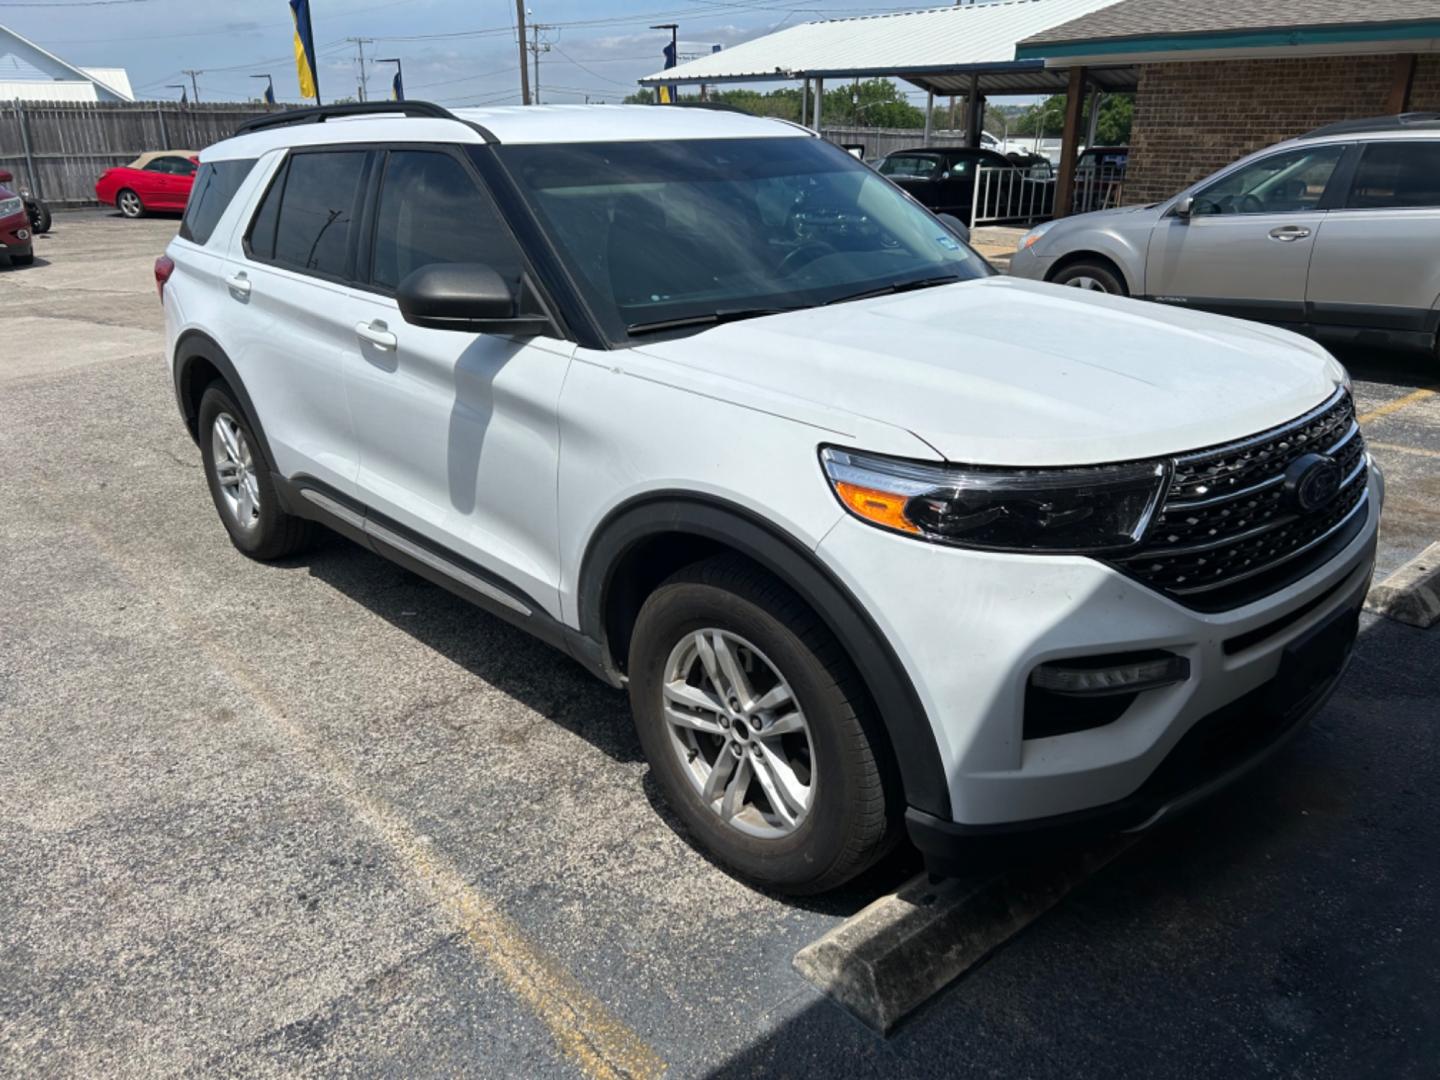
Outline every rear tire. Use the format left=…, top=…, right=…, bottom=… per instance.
left=28, top=200, right=51, bottom=234
left=628, top=554, right=898, bottom=894
left=1052, top=259, right=1127, bottom=295
left=116, top=189, right=144, bottom=219
left=197, top=383, right=314, bottom=561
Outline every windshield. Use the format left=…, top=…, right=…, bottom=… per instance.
left=496, top=137, right=989, bottom=341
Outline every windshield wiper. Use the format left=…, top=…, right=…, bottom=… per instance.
left=626, top=307, right=798, bottom=336
left=824, top=274, right=963, bottom=307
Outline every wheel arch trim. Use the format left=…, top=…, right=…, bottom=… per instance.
left=577, top=492, right=952, bottom=819
left=172, top=329, right=280, bottom=476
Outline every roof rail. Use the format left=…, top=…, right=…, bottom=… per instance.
left=1305, top=112, right=1440, bottom=138
left=234, top=100, right=455, bottom=136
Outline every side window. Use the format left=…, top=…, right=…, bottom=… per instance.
left=176, top=158, right=198, bottom=177
left=271, top=150, right=368, bottom=278
left=1192, top=146, right=1346, bottom=216
left=246, top=159, right=285, bottom=262
left=1346, top=141, right=1440, bottom=210
left=179, top=158, right=256, bottom=245
left=370, top=149, right=523, bottom=292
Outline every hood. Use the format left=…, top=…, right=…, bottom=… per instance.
left=631, top=277, right=1344, bottom=466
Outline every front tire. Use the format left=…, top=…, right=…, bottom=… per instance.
left=1052, top=259, right=1127, bottom=295
left=27, top=199, right=51, bottom=234
left=10, top=253, right=33, bottom=266
left=628, top=555, right=898, bottom=894
left=116, top=189, right=144, bottom=218
left=197, top=383, right=314, bottom=560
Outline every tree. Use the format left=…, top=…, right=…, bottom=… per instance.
left=1011, top=92, right=1133, bottom=145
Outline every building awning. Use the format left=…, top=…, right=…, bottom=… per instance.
left=1016, top=0, right=1440, bottom=66
left=638, top=0, right=1138, bottom=96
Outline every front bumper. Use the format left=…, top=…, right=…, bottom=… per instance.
left=815, top=467, right=1382, bottom=838
left=0, top=213, right=31, bottom=257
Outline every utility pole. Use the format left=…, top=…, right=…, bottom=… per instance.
left=515, top=1, right=531, bottom=105
left=347, top=37, right=375, bottom=101
left=182, top=69, right=202, bottom=102
left=527, top=23, right=551, bottom=105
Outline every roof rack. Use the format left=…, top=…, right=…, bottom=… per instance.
left=234, top=100, right=455, bottom=136
left=1305, top=112, right=1440, bottom=138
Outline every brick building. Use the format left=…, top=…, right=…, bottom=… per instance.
left=1017, top=0, right=1440, bottom=209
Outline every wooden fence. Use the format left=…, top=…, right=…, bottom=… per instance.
left=0, top=100, right=292, bottom=207
left=820, top=125, right=971, bottom=160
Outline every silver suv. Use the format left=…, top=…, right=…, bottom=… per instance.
left=1011, top=113, right=1440, bottom=355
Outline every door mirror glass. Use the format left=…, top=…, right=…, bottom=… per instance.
left=1172, top=195, right=1194, bottom=219
left=396, top=263, right=549, bottom=335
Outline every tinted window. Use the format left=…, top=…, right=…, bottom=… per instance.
left=272, top=151, right=367, bottom=278
left=879, top=154, right=941, bottom=179
left=246, top=160, right=285, bottom=261
left=1192, top=146, right=1345, bottom=216
left=1347, top=141, right=1440, bottom=209
left=179, top=158, right=255, bottom=245
left=371, top=150, right=522, bottom=292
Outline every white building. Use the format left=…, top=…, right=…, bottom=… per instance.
left=0, top=23, right=133, bottom=102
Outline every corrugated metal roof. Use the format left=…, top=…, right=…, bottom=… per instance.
left=637, top=0, right=1124, bottom=85
left=1022, top=0, right=1440, bottom=46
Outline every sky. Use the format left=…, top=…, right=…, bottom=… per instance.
left=2, top=0, right=953, bottom=107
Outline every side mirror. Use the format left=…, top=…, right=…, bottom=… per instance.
left=396, top=263, right=551, bottom=336
left=0, top=169, right=12, bottom=183
left=937, top=212, right=970, bottom=246
left=1172, top=195, right=1195, bottom=220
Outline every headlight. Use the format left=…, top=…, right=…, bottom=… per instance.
left=820, top=448, right=1168, bottom=554
left=0, top=196, right=23, bottom=219
left=1018, top=220, right=1056, bottom=251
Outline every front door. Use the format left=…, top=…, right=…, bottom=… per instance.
left=342, top=147, right=572, bottom=617
left=1144, top=144, right=1349, bottom=324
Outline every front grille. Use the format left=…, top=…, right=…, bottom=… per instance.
left=1110, top=389, right=1370, bottom=611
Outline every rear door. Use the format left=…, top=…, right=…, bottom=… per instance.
left=1305, top=138, right=1440, bottom=344
left=341, top=146, right=572, bottom=616
left=226, top=147, right=373, bottom=495
left=1144, top=143, right=1348, bottom=324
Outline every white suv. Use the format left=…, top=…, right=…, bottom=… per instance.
left=159, top=102, right=1382, bottom=894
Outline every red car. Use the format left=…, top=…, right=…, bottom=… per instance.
left=0, top=177, right=32, bottom=266
left=95, top=150, right=200, bottom=218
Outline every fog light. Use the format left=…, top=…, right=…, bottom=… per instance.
left=16, top=228, right=29, bottom=240
left=1030, top=652, right=1190, bottom=697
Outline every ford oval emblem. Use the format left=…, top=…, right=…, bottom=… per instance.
left=1284, top=453, right=1342, bottom=513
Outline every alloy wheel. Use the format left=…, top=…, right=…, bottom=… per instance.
left=661, top=628, right=814, bottom=839
left=211, top=412, right=260, bottom=530
left=1064, top=275, right=1108, bottom=291
left=118, top=191, right=142, bottom=217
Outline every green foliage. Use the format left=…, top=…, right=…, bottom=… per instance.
left=1012, top=92, right=1134, bottom=145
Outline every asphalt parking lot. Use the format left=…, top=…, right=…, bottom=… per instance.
left=2, top=212, right=1437, bottom=1078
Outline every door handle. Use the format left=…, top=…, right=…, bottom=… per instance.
left=355, top=319, right=397, bottom=350
left=225, top=271, right=252, bottom=297
left=1268, top=225, right=1312, bottom=242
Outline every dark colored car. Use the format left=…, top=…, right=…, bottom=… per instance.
left=878, top=147, right=1044, bottom=224
left=0, top=178, right=33, bottom=266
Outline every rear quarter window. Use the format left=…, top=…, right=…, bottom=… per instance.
left=179, top=159, right=257, bottom=246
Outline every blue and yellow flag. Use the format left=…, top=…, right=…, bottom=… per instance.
left=263, top=82, right=276, bottom=105
left=391, top=69, right=404, bottom=101
left=289, top=0, right=320, bottom=102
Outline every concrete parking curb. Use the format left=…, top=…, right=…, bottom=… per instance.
left=793, top=839, right=1133, bottom=1034
left=1365, top=541, right=1440, bottom=629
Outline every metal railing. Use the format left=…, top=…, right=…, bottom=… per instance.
left=1072, top=167, right=1126, bottom=215
left=970, top=165, right=1055, bottom=227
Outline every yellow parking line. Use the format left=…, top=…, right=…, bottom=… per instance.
left=1368, top=440, right=1440, bottom=460
left=87, top=528, right=666, bottom=1080
left=1356, top=386, right=1438, bottom=426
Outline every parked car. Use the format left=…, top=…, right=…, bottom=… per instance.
left=0, top=168, right=51, bottom=234
left=0, top=176, right=33, bottom=265
left=159, top=102, right=1380, bottom=893
left=95, top=150, right=200, bottom=218
left=1012, top=115, right=1440, bottom=353
left=877, top=146, right=1047, bottom=223
left=1071, top=145, right=1129, bottom=213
